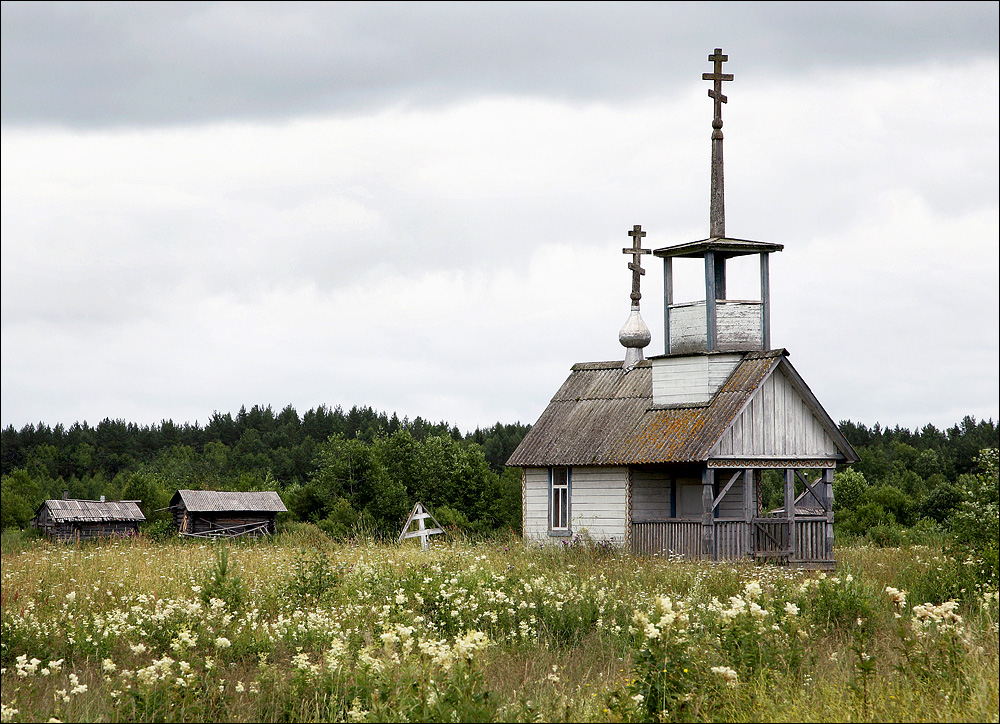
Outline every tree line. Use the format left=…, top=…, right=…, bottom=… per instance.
left=1, top=404, right=529, bottom=536
left=2, top=407, right=996, bottom=562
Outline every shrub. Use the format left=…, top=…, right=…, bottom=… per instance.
left=283, top=549, right=345, bottom=602
left=199, top=545, right=245, bottom=611
left=948, top=448, right=999, bottom=586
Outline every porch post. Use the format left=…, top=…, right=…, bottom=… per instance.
left=823, top=467, right=835, bottom=561
left=702, top=467, right=716, bottom=560
left=743, top=467, right=754, bottom=557
left=785, top=468, right=797, bottom=562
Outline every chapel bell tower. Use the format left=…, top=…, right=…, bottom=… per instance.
left=654, top=48, right=783, bottom=355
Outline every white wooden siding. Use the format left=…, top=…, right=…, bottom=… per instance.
left=523, top=468, right=550, bottom=541
left=570, top=467, right=628, bottom=541
left=652, top=354, right=742, bottom=406
left=522, top=466, right=628, bottom=543
left=712, top=367, right=841, bottom=458
left=669, top=301, right=763, bottom=354
left=668, top=302, right=709, bottom=355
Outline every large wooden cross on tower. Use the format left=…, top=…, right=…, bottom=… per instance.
left=703, top=48, right=734, bottom=238
left=623, top=224, right=651, bottom=306
left=703, top=48, right=733, bottom=135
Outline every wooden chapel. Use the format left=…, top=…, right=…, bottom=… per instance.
left=507, top=49, right=858, bottom=567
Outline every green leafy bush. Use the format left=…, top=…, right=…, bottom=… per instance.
left=199, top=545, right=245, bottom=611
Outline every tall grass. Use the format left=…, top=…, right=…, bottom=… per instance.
left=1, top=532, right=996, bottom=722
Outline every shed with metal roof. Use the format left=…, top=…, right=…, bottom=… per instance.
left=169, top=490, right=287, bottom=538
left=32, top=498, right=145, bottom=541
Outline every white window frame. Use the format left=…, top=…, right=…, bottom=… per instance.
left=549, top=466, right=571, bottom=534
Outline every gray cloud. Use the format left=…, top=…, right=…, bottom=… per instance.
left=3, top=1, right=997, bottom=128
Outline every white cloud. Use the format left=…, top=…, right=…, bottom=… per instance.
left=2, top=56, right=997, bottom=433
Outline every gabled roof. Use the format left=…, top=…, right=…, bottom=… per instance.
left=36, top=499, right=145, bottom=523
left=170, top=489, right=287, bottom=513
left=507, top=349, right=856, bottom=467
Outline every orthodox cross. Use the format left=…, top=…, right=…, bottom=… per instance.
left=623, top=224, right=651, bottom=305
left=703, top=48, right=733, bottom=238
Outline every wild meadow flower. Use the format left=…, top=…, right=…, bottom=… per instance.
left=214, top=636, right=232, bottom=649
left=784, top=602, right=800, bottom=616
left=911, top=600, right=964, bottom=636
left=885, top=587, right=907, bottom=606
left=68, top=673, right=87, bottom=695
left=15, top=656, right=41, bottom=677
left=710, top=665, right=739, bottom=688
left=346, top=697, right=369, bottom=722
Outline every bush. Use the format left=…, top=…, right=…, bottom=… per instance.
left=141, top=518, right=177, bottom=541
left=866, top=523, right=905, bottom=547
left=275, top=520, right=330, bottom=546
left=199, top=545, right=245, bottom=611
left=948, top=448, right=999, bottom=586
left=316, top=498, right=361, bottom=540
left=283, top=549, right=345, bottom=602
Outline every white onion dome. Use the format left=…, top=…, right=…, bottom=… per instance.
left=619, top=306, right=651, bottom=349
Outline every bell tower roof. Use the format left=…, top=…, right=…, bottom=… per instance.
left=654, top=236, right=783, bottom=259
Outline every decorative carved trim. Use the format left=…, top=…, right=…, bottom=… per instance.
left=708, top=459, right=837, bottom=469
left=521, top=469, right=526, bottom=538
left=625, top=467, right=633, bottom=548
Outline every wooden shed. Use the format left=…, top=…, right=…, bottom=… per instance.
left=507, top=48, right=859, bottom=568
left=32, top=498, right=145, bottom=541
left=169, top=490, right=287, bottom=538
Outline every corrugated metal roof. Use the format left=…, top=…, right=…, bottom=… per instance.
left=507, top=351, right=783, bottom=467
left=39, top=499, right=146, bottom=523
left=171, top=490, right=288, bottom=513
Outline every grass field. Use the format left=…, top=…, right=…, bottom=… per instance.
left=1, top=527, right=997, bottom=722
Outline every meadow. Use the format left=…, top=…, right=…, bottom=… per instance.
left=1, top=528, right=997, bottom=723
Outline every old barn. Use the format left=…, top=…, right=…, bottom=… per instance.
left=169, top=490, right=287, bottom=538
left=32, top=497, right=145, bottom=541
left=508, top=49, right=858, bottom=567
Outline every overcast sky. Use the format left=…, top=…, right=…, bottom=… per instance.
left=2, top=1, right=998, bottom=436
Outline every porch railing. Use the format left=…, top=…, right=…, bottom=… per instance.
left=631, top=520, right=701, bottom=559
left=631, top=517, right=833, bottom=566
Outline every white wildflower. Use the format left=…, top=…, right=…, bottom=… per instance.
left=710, top=665, right=739, bottom=688
left=346, top=697, right=369, bottom=722
left=68, top=673, right=87, bottom=695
